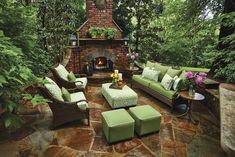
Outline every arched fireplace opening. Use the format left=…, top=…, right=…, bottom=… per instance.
left=92, top=57, right=113, bottom=71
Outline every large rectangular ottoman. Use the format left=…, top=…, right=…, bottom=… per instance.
left=102, top=83, right=138, bottom=109
left=101, top=109, right=135, bottom=143
left=129, top=105, right=161, bottom=136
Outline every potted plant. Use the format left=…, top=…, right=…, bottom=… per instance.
left=88, top=27, right=98, bottom=38
left=184, top=72, right=207, bottom=96
left=126, top=51, right=139, bottom=70
left=105, top=28, right=117, bottom=39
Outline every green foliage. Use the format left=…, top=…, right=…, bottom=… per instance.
left=0, top=0, right=52, bottom=74
left=37, top=0, right=86, bottom=63
left=214, top=13, right=235, bottom=83
left=88, top=27, right=117, bottom=39
left=0, top=31, right=47, bottom=128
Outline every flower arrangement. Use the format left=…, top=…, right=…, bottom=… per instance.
left=110, top=70, right=119, bottom=85
left=185, top=71, right=207, bottom=96
left=126, top=52, right=139, bottom=69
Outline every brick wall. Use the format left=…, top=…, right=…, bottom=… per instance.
left=78, top=0, right=122, bottom=39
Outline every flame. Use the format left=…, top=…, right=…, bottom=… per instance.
left=98, top=58, right=102, bottom=65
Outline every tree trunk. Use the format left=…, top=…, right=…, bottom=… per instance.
left=209, top=0, right=235, bottom=74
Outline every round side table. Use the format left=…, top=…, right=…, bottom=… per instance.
left=177, top=91, right=205, bottom=124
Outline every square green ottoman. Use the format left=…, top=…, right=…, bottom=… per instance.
left=102, top=83, right=138, bottom=109
left=129, top=105, right=161, bottom=136
left=101, top=109, right=135, bottom=143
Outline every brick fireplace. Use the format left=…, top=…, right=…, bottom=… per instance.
left=66, top=0, right=129, bottom=74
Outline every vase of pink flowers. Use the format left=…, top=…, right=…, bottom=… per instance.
left=126, top=52, right=139, bottom=70
left=185, top=71, right=207, bottom=97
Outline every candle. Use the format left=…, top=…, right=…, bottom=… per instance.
left=118, top=73, right=123, bottom=81
left=114, top=70, right=119, bottom=74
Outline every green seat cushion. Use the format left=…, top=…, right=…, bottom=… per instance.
left=132, top=75, right=152, bottom=87
left=149, top=82, right=177, bottom=100
left=129, top=105, right=161, bottom=136
left=154, top=64, right=170, bottom=81
left=55, top=64, right=69, bottom=81
left=44, top=77, right=63, bottom=101
left=166, top=67, right=182, bottom=78
left=75, top=77, right=88, bottom=88
left=61, top=87, right=71, bottom=102
left=70, top=91, right=88, bottom=110
left=101, top=109, right=135, bottom=143
left=77, top=101, right=88, bottom=110
left=70, top=91, right=86, bottom=102
left=67, top=71, right=76, bottom=81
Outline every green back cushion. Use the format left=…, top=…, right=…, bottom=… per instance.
left=44, top=77, right=63, bottom=101
left=146, top=61, right=155, bottom=68
left=179, top=70, right=187, bottom=89
left=161, top=74, right=174, bottom=90
left=61, top=87, right=71, bottom=102
left=67, top=71, right=76, bottom=81
left=166, top=67, right=182, bottom=78
left=154, top=64, right=170, bottom=81
left=179, top=70, right=186, bottom=79
left=55, top=64, right=69, bottom=81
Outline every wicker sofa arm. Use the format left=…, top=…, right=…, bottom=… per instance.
left=67, top=87, right=85, bottom=93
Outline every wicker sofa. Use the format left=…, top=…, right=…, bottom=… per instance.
left=131, top=61, right=209, bottom=110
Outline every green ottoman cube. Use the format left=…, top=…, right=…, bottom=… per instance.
left=102, top=83, right=138, bottom=109
left=129, top=105, right=161, bottom=136
left=101, top=109, right=135, bottom=143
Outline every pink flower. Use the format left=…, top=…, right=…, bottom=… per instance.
left=131, top=55, right=135, bottom=60
left=199, top=72, right=207, bottom=78
left=126, top=53, right=130, bottom=57
left=135, top=53, right=139, bottom=57
left=185, top=71, right=194, bottom=79
left=195, top=76, right=203, bottom=85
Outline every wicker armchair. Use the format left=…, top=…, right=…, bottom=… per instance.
left=37, top=85, right=90, bottom=129
left=51, top=64, right=88, bottom=91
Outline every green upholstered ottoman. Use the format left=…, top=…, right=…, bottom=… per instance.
left=101, top=109, right=135, bottom=143
left=101, top=83, right=138, bottom=109
left=129, top=105, right=161, bottom=136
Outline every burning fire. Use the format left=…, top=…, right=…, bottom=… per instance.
left=98, top=58, right=103, bottom=65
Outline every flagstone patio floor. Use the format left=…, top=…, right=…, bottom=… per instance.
left=0, top=85, right=227, bottom=157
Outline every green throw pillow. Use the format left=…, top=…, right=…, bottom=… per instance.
left=154, top=64, right=170, bottom=81
left=142, top=67, right=160, bottom=82
left=166, top=67, right=182, bottom=78
left=61, top=87, right=71, bottom=102
left=67, top=71, right=76, bottom=81
left=161, top=74, right=174, bottom=90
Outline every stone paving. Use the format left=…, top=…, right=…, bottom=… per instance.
left=0, top=85, right=227, bottom=157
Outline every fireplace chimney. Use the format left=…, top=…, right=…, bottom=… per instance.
left=78, top=0, right=122, bottom=39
